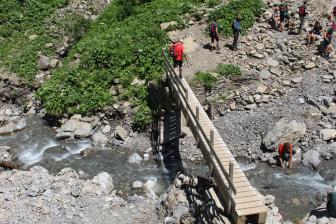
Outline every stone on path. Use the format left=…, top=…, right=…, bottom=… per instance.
left=259, top=69, right=271, bottom=79
left=256, top=85, right=268, bottom=94
left=160, top=21, right=177, bottom=30
left=305, top=62, right=316, bottom=69
left=267, top=58, right=280, bottom=67
left=319, top=129, right=336, bottom=141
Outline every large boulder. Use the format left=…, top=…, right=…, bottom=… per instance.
left=84, top=172, right=114, bottom=195
left=319, top=129, right=336, bottom=141
left=57, top=119, right=93, bottom=138
left=91, top=132, right=108, bottom=147
left=302, top=150, right=321, bottom=168
left=115, top=125, right=128, bottom=141
left=262, top=119, right=306, bottom=151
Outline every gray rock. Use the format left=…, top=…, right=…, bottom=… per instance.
left=91, top=172, right=114, bottom=195
left=132, top=181, right=144, bottom=189
left=173, top=204, right=189, bottom=219
left=319, top=129, right=336, bottom=141
left=92, top=132, right=108, bottom=147
left=115, top=125, right=128, bottom=141
left=264, top=194, right=275, bottom=205
left=259, top=69, right=271, bottom=79
left=305, top=62, right=316, bottom=69
left=262, top=118, right=306, bottom=151
left=128, top=153, right=143, bottom=164
left=267, top=58, right=280, bottom=67
left=0, top=122, right=16, bottom=135
left=70, top=184, right=81, bottom=197
left=256, top=85, right=268, bottom=94
left=164, top=217, right=177, bottom=224
left=38, top=55, right=50, bottom=70
left=160, top=21, right=177, bottom=30
left=302, top=150, right=321, bottom=168
left=58, top=119, right=93, bottom=138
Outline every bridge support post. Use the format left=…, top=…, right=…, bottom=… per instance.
left=184, top=88, right=189, bottom=126
left=209, top=130, right=214, bottom=176
left=195, top=107, right=200, bottom=147
left=226, top=162, right=234, bottom=215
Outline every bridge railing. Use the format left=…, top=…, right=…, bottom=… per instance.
left=162, top=49, right=236, bottom=211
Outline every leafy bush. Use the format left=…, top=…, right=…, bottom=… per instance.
left=37, top=0, right=209, bottom=129
left=0, top=0, right=90, bottom=81
left=217, top=64, right=241, bottom=77
left=193, top=71, right=217, bottom=91
left=209, top=0, right=265, bottom=36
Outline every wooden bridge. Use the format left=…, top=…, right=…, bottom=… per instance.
left=162, top=50, right=268, bottom=224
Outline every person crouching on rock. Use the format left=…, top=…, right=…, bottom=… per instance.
left=307, top=20, right=323, bottom=47
left=278, top=142, right=294, bottom=168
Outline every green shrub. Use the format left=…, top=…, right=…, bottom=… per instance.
left=37, top=0, right=207, bottom=129
left=193, top=71, right=217, bottom=91
left=209, top=0, right=265, bottom=36
left=217, top=64, right=241, bottom=77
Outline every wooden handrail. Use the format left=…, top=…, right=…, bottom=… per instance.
left=162, top=49, right=237, bottom=199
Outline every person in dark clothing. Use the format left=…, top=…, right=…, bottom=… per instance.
left=327, top=192, right=336, bottom=217
left=307, top=20, right=323, bottom=47
left=298, top=1, right=308, bottom=34
left=209, top=18, right=220, bottom=51
left=279, top=1, right=289, bottom=32
left=232, top=15, right=242, bottom=51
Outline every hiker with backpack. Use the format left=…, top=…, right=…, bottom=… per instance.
left=271, top=6, right=281, bottom=30
left=279, top=1, right=289, bottom=32
left=232, top=15, right=242, bottom=51
left=307, top=20, right=323, bottom=47
left=169, top=39, right=190, bottom=78
left=318, top=28, right=333, bottom=59
left=298, top=1, right=308, bottom=34
left=209, top=18, right=220, bottom=51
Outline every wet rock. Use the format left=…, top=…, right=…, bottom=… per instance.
left=57, top=119, right=93, bottom=138
left=132, top=181, right=144, bottom=190
left=90, top=172, right=114, bottom=195
left=115, top=125, right=128, bottom=141
left=128, top=153, right=142, bottom=164
left=0, top=122, right=16, bottom=135
left=262, top=118, right=306, bottom=151
left=319, top=129, right=336, bottom=141
left=38, top=55, right=50, bottom=70
left=302, top=150, right=321, bottom=168
left=92, top=132, right=108, bottom=147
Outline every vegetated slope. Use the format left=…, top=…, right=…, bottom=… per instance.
left=0, top=0, right=91, bottom=81
left=210, top=0, right=264, bottom=35
left=36, top=0, right=211, bottom=129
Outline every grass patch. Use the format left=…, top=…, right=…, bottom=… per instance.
left=217, top=64, right=241, bottom=77
left=37, top=0, right=209, bottom=130
left=193, top=71, right=217, bottom=91
left=0, top=0, right=91, bottom=81
left=209, top=0, right=265, bottom=36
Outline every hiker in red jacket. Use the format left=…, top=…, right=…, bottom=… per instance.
left=278, top=142, right=294, bottom=168
left=172, top=39, right=190, bottom=78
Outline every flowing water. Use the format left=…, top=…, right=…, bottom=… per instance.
left=1, top=116, right=335, bottom=218
left=243, top=162, right=336, bottom=220
left=0, top=116, right=207, bottom=194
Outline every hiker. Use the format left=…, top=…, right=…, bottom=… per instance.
left=232, top=15, right=242, bottom=51
left=271, top=6, right=281, bottom=30
left=278, top=142, right=294, bottom=168
left=279, top=1, right=289, bottom=32
left=209, top=18, right=220, bottom=51
left=298, top=1, right=308, bottom=34
left=328, top=6, right=336, bottom=21
left=327, top=192, right=336, bottom=217
left=319, top=28, right=333, bottom=58
left=307, top=20, right=322, bottom=47
left=172, top=39, right=190, bottom=78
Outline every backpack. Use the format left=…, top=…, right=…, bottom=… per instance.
left=168, top=43, right=176, bottom=57
left=209, top=22, right=217, bottom=34
left=298, top=5, right=306, bottom=16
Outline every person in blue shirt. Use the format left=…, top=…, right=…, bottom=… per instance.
left=232, top=15, right=242, bottom=51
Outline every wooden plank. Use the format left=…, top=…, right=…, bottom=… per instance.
left=234, top=191, right=257, bottom=198
left=235, top=196, right=263, bottom=204
left=236, top=201, right=264, bottom=210
left=236, top=206, right=268, bottom=217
